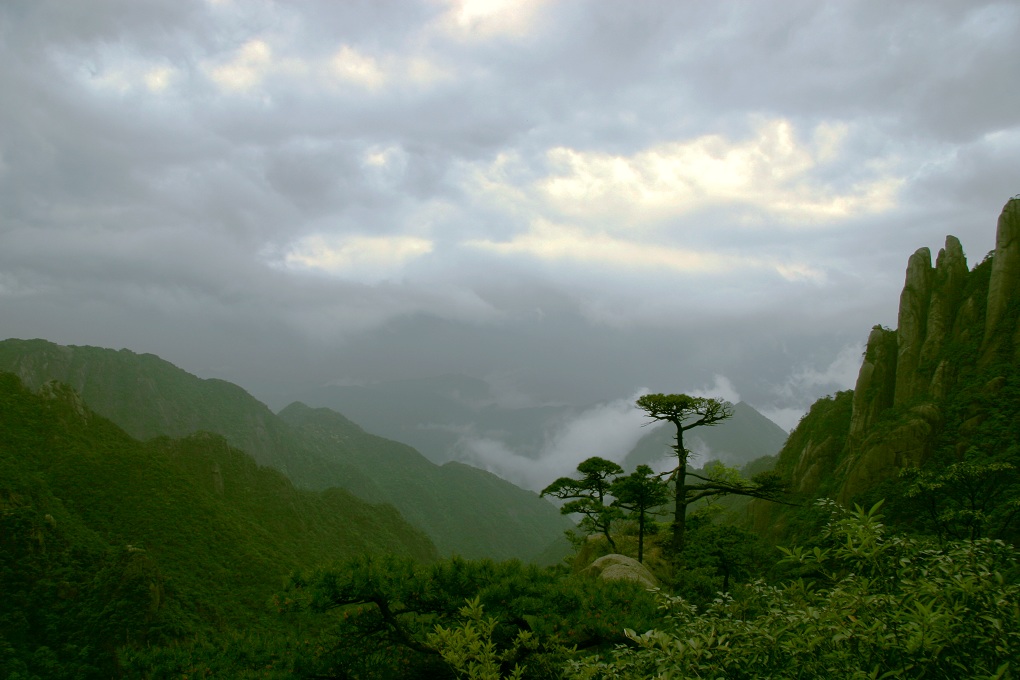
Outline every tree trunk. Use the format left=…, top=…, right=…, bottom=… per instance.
left=671, top=424, right=688, bottom=555
left=637, top=509, right=645, bottom=563
left=602, top=524, right=617, bottom=552
left=672, top=473, right=687, bottom=554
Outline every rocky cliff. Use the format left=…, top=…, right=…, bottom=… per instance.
left=841, top=198, right=1020, bottom=499
left=984, top=198, right=1020, bottom=362
left=749, top=198, right=1020, bottom=536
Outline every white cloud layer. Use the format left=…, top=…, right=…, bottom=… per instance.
left=456, top=392, right=651, bottom=490
left=690, top=375, right=742, bottom=406
left=276, top=234, right=434, bottom=281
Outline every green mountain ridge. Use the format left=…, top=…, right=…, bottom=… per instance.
left=0, top=338, right=572, bottom=561
left=0, top=371, right=435, bottom=676
left=289, top=375, right=573, bottom=465
left=278, top=401, right=574, bottom=559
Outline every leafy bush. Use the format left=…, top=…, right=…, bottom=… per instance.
left=285, top=554, right=660, bottom=678
left=566, top=500, right=1019, bottom=679
left=429, top=597, right=534, bottom=680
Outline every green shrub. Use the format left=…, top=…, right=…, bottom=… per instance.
left=566, top=499, right=1019, bottom=679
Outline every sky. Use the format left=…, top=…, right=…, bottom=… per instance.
left=2, top=0, right=1019, bottom=435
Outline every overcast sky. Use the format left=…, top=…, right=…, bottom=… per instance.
left=2, top=0, right=1019, bottom=432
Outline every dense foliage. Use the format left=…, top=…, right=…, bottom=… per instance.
left=0, top=372, right=434, bottom=678
left=565, top=501, right=1019, bottom=679
left=278, top=555, right=660, bottom=679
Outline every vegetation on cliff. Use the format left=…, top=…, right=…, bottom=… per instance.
left=750, top=198, right=1020, bottom=549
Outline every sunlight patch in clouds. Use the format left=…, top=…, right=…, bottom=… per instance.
left=466, top=219, right=825, bottom=284
left=324, top=47, right=449, bottom=90
left=206, top=39, right=273, bottom=91
left=58, top=46, right=179, bottom=97
left=143, top=66, right=175, bottom=93
left=330, top=46, right=387, bottom=89
left=775, top=263, right=827, bottom=284
left=456, top=118, right=901, bottom=282
left=440, top=0, right=545, bottom=39
left=200, top=38, right=446, bottom=95
left=363, top=145, right=407, bottom=170
left=541, top=119, right=901, bottom=224
left=276, top=234, right=433, bottom=280
left=466, top=218, right=734, bottom=272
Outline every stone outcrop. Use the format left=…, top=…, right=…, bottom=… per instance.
left=751, top=198, right=1020, bottom=515
left=743, top=198, right=1020, bottom=541
left=39, top=379, right=90, bottom=422
left=894, top=247, right=934, bottom=406
left=849, top=326, right=897, bottom=449
left=581, top=554, right=657, bottom=589
left=888, top=235, right=970, bottom=408
left=839, top=403, right=941, bottom=502
left=838, top=199, right=1020, bottom=499
left=922, top=236, right=966, bottom=373
left=790, top=435, right=837, bottom=495
left=983, top=198, right=1020, bottom=362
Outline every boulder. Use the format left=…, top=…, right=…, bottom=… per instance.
left=581, top=554, right=657, bottom=589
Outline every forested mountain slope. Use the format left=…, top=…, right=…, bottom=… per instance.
left=288, top=374, right=573, bottom=464
left=749, top=198, right=1020, bottom=543
left=0, top=371, right=435, bottom=676
left=0, top=340, right=571, bottom=560
left=278, top=402, right=573, bottom=559
left=0, top=339, right=354, bottom=486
